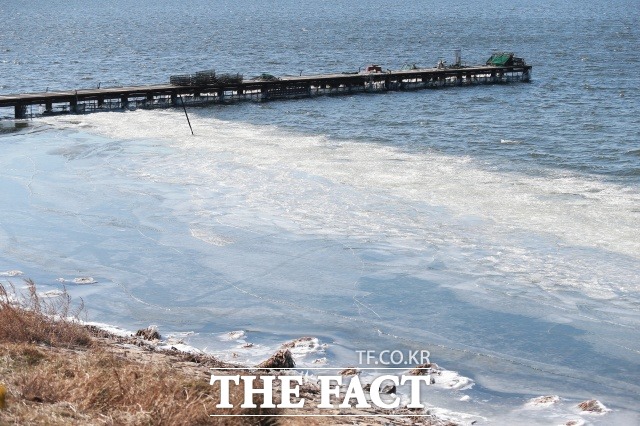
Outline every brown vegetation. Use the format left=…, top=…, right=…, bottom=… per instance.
left=0, top=281, right=275, bottom=425
left=0, top=280, right=446, bottom=425
left=0, top=280, right=91, bottom=348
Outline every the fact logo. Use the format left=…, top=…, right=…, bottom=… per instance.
left=209, top=349, right=434, bottom=413
left=209, top=372, right=432, bottom=410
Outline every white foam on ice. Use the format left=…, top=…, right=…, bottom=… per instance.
left=525, top=395, right=561, bottom=408
left=0, top=270, right=23, bottom=277
left=218, top=330, right=246, bottom=341
left=72, top=277, right=97, bottom=285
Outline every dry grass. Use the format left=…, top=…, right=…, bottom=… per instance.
left=0, top=343, right=276, bottom=425
left=0, top=280, right=91, bottom=348
left=0, top=280, right=443, bottom=425
left=0, top=281, right=276, bottom=425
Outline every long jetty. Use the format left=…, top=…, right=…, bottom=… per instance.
left=0, top=63, right=531, bottom=119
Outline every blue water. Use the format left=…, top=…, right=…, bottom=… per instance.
left=1, top=0, right=639, bottom=423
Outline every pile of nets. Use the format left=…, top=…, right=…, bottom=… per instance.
left=486, top=52, right=526, bottom=67
left=169, top=74, right=194, bottom=86
left=195, top=70, right=217, bottom=85
left=254, top=73, right=280, bottom=81
left=169, top=70, right=243, bottom=86
left=401, top=63, right=419, bottom=70
left=215, top=73, right=243, bottom=85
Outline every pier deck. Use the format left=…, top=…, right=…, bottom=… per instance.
left=0, top=64, right=531, bottom=119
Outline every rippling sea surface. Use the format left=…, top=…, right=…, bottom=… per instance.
left=1, top=0, right=639, bottom=423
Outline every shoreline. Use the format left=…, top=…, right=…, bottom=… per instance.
left=0, top=320, right=455, bottom=424
left=85, top=324, right=468, bottom=425
left=0, top=278, right=621, bottom=425
left=0, top=279, right=457, bottom=424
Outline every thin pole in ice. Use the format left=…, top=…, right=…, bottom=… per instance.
left=180, top=95, right=194, bottom=136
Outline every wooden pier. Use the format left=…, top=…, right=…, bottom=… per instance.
left=0, top=63, right=531, bottom=119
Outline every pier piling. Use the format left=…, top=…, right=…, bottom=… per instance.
left=14, top=104, right=26, bottom=119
